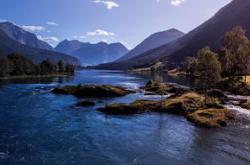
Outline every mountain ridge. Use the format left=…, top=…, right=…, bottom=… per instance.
left=0, top=29, right=80, bottom=65
left=117, top=28, right=184, bottom=62
left=0, top=22, right=54, bottom=51
left=55, top=40, right=128, bottom=66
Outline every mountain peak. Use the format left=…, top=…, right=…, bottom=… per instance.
left=55, top=40, right=128, bottom=66
left=0, top=21, right=53, bottom=50
left=166, top=28, right=183, bottom=33
left=116, top=28, right=184, bottom=62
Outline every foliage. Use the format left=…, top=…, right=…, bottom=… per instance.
left=39, top=60, right=57, bottom=75
left=181, top=26, right=250, bottom=92
left=0, top=55, right=9, bottom=77
left=195, top=47, right=222, bottom=90
left=0, top=53, right=75, bottom=77
left=65, top=64, right=75, bottom=74
left=58, top=60, right=64, bottom=73
left=220, top=26, right=250, bottom=83
left=182, top=56, right=197, bottom=76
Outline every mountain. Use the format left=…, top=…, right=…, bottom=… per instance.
left=0, top=22, right=53, bottom=50
left=55, top=40, right=128, bottom=65
left=55, top=40, right=84, bottom=55
left=0, top=29, right=80, bottom=65
left=97, top=0, right=250, bottom=70
left=117, top=28, right=184, bottom=62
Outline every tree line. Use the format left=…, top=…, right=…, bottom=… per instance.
left=0, top=53, right=75, bottom=77
left=182, top=26, right=250, bottom=92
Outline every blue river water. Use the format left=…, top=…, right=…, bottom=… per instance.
left=0, top=70, right=249, bottom=165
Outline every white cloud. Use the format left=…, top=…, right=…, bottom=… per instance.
left=37, top=35, right=59, bottom=45
left=0, top=19, right=8, bottom=22
left=170, top=0, right=185, bottom=6
left=87, top=29, right=115, bottom=37
left=101, top=39, right=108, bottom=43
left=73, top=35, right=86, bottom=39
left=47, top=21, right=58, bottom=26
left=93, top=0, right=119, bottom=10
left=21, top=25, right=45, bottom=32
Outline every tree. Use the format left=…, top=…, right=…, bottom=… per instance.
left=65, top=64, right=75, bottom=75
left=58, top=60, right=64, bottom=73
left=182, top=56, right=197, bottom=76
left=0, top=55, right=9, bottom=77
left=40, top=60, right=57, bottom=75
left=220, top=26, right=250, bottom=83
left=7, top=53, right=36, bottom=76
left=195, top=47, right=222, bottom=90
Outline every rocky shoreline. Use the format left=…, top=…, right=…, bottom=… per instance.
left=52, top=81, right=249, bottom=128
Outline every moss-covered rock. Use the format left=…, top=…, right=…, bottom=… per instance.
left=52, top=84, right=134, bottom=98
left=98, top=100, right=160, bottom=115
left=76, top=101, right=95, bottom=107
left=204, top=97, right=224, bottom=109
left=98, top=91, right=233, bottom=128
left=99, top=91, right=224, bottom=116
left=161, top=92, right=205, bottom=114
left=187, top=108, right=233, bottom=128
left=141, top=80, right=188, bottom=95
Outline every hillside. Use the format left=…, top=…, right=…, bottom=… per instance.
left=97, top=0, right=250, bottom=70
left=117, top=28, right=184, bottom=62
left=0, top=22, right=53, bottom=50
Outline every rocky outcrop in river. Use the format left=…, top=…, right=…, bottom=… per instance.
left=98, top=90, right=233, bottom=128
left=52, top=84, right=135, bottom=97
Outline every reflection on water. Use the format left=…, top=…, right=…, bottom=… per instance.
left=0, top=76, right=74, bottom=85
left=0, top=70, right=249, bottom=164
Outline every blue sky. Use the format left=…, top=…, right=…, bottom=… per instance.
left=0, top=0, right=232, bottom=48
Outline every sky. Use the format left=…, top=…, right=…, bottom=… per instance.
left=0, top=0, right=232, bottom=49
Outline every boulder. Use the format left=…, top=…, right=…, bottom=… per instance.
left=52, top=84, right=134, bottom=98
left=187, top=108, right=233, bottom=128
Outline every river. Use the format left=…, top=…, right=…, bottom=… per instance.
left=0, top=70, right=249, bottom=164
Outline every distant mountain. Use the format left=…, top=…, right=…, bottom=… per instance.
left=0, top=29, right=80, bottom=65
left=117, top=28, right=184, bottom=62
left=0, top=22, right=53, bottom=50
left=55, top=40, right=84, bottom=55
left=97, top=0, right=250, bottom=70
left=55, top=40, right=128, bottom=65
